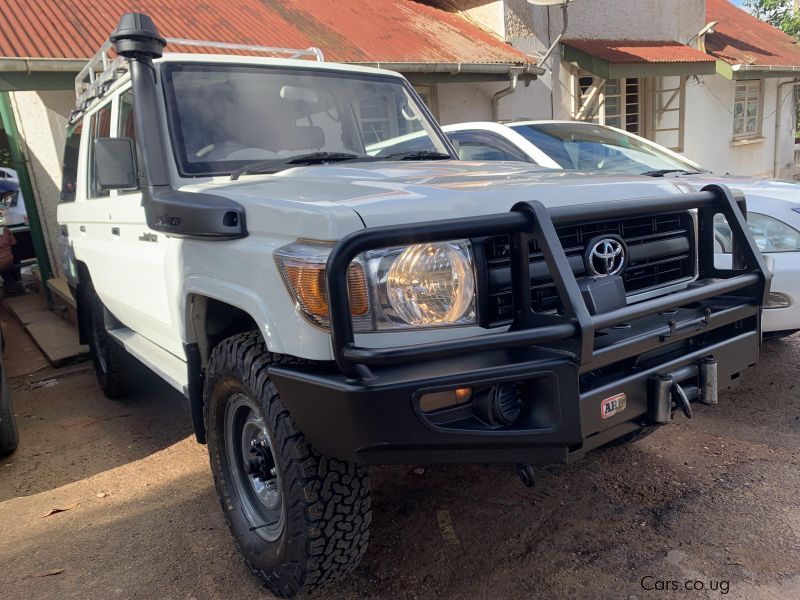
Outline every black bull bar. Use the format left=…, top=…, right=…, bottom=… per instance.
left=324, top=184, right=771, bottom=380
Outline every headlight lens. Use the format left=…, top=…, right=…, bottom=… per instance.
left=385, top=242, right=475, bottom=326
left=275, top=239, right=477, bottom=330
left=747, top=213, right=800, bottom=252
left=714, top=212, right=800, bottom=253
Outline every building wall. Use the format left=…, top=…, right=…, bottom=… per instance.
left=684, top=76, right=797, bottom=178
left=10, top=90, right=73, bottom=276
left=523, top=0, right=706, bottom=44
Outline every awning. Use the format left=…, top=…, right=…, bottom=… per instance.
left=563, top=40, right=717, bottom=79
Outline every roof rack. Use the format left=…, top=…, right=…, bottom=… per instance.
left=73, top=37, right=325, bottom=113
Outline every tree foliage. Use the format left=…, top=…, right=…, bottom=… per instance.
left=744, top=0, right=800, bottom=38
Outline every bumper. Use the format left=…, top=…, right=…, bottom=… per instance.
left=271, top=311, right=758, bottom=464
left=270, top=185, right=770, bottom=465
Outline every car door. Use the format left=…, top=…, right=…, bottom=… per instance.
left=59, top=89, right=183, bottom=357
left=447, top=130, right=533, bottom=163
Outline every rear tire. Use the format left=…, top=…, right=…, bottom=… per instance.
left=204, top=331, right=371, bottom=598
left=0, top=363, right=18, bottom=457
left=85, top=282, right=141, bottom=399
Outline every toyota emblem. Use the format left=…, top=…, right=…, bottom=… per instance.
left=586, top=237, right=627, bottom=277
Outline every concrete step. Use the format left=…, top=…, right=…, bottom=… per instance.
left=3, top=293, right=89, bottom=368
left=47, top=277, right=79, bottom=328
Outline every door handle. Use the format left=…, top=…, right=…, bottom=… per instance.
left=79, top=225, right=86, bottom=233
left=111, top=227, right=120, bottom=236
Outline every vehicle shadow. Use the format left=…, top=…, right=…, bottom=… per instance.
left=0, top=366, right=192, bottom=502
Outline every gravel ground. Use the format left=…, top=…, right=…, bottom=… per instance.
left=1, top=307, right=799, bottom=600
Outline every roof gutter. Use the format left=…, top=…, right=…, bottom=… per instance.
left=732, top=63, right=800, bottom=77
left=0, top=57, right=86, bottom=73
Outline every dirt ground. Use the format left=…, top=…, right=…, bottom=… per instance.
left=1, top=306, right=800, bottom=600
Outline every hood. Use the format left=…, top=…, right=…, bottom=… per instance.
left=670, top=173, right=800, bottom=212
left=184, top=161, right=697, bottom=231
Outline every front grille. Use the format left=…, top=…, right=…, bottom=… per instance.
left=482, top=212, right=695, bottom=326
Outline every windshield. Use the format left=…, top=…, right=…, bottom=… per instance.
left=509, top=122, right=701, bottom=175
left=162, top=63, right=450, bottom=176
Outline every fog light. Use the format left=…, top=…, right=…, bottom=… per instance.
left=419, top=388, right=472, bottom=413
left=766, top=292, right=791, bottom=309
left=474, top=383, right=523, bottom=427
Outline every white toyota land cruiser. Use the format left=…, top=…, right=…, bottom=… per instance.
left=58, top=14, right=771, bottom=597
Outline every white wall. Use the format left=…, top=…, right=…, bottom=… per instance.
left=683, top=76, right=797, bottom=178
left=10, top=90, right=73, bottom=276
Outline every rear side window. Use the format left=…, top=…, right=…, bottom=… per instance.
left=88, top=104, right=112, bottom=198
left=118, top=90, right=136, bottom=143
left=60, top=121, right=83, bottom=202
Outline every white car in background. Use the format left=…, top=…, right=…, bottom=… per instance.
left=444, top=120, right=800, bottom=336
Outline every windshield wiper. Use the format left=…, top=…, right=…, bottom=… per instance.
left=640, top=169, right=694, bottom=178
left=230, top=152, right=371, bottom=180
left=382, top=150, right=452, bottom=161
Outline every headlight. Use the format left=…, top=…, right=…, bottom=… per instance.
left=714, top=212, right=800, bottom=253
left=275, top=239, right=476, bottom=331
left=378, top=241, right=476, bottom=327
left=747, top=213, right=800, bottom=252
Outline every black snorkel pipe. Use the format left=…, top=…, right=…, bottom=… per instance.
left=110, top=13, right=247, bottom=239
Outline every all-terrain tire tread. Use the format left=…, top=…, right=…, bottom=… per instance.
left=204, top=331, right=371, bottom=597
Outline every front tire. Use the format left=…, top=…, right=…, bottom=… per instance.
left=204, top=332, right=371, bottom=598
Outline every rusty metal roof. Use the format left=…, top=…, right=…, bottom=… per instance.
left=563, top=40, right=715, bottom=65
left=0, top=0, right=532, bottom=68
left=706, top=0, right=800, bottom=72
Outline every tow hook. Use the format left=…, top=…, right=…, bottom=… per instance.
left=517, top=463, right=536, bottom=488
left=648, top=358, right=718, bottom=424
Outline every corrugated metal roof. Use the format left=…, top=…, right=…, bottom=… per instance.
left=563, top=40, right=715, bottom=65
left=0, top=0, right=532, bottom=66
left=706, top=0, right=800, bottom=70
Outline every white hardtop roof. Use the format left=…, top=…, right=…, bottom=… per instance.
left=156, top=52, right=406, bottom=79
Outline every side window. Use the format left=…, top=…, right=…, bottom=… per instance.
left=449, top=131, right=530, bottom=162
left=60, top=120, right=83, bottom=203
left=118, top=90, right=136, bottom=143
left=116, top=90, right=139, bottom=193
left=87, top=103, right=112, bottom=198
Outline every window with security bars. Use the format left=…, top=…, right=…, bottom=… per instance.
left=733, top=80, right=763, bottom=140
left=573, top=71, right=686, bottom=151
left=574, top=72, right=642, bottom=135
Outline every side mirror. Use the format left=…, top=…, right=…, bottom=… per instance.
left=94, top=138, right=137, bottom=190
